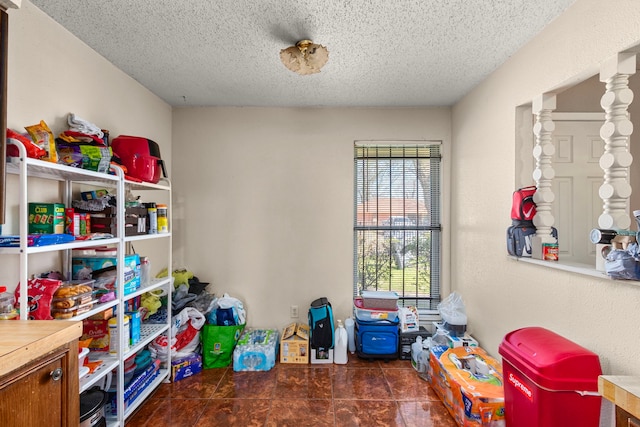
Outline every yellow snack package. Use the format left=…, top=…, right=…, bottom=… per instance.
left=25, top=120, right=57, bottom=163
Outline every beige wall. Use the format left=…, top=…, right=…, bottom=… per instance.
left=452, top=0, right=640, bottom=375
left=171, top=107, right=451, bottom=328
left=1, top=2, right=172, bottom=285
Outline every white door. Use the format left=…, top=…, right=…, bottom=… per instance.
left=551, top=117, right=604, bottom=264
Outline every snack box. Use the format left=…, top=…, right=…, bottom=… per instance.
left=28, top=203, right=65, bottom=234
left=280, top=322, right=309, bottom=364
left=233, top=329, right=279, bottom=371
left=171, top=353, right=203, bottom=382
left=428, top=345, right=505, bottom=427
left=81, top=319, right=110, bottom=352
left=72, top=254, right=140, bottom=295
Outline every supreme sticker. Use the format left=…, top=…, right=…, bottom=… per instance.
left=508, top=372, right=533, bottom=401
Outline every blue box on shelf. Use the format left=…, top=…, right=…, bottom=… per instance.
left=72, top=254, right=140, bottom=295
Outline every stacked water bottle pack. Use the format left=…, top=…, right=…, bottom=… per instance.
left=233, top=328, right=279, bottom=371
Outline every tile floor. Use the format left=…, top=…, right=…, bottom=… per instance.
left=125, top=353, right=457, bottom=426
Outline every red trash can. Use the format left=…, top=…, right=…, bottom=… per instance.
left=498, top=327, right=602, bottom=427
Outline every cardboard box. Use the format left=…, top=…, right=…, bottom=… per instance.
left=88, top=307, right=114, bottom=320
left=171, top=353, right=202, bottom=382
left=399, top=326, right=431, bottom=360
left=433, top=323, right=479, bottom=348
left=280, top=323, right=309, bottom=364
left=398, top=306, right=419, bottom=332
left=81, top=319, right=110, bottom=352
left=428, top=345, right=505, bottom=427
left=72, top=254, right=140, bottom=295
left=127, top=310, right=141, bottom=346
left=77, top=205, right=148, bottom=236
left=28, top=203, right=65, bottom=234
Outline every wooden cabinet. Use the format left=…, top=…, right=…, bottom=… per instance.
left=616, top=406, right=640, bottom=427
left=0, top=321, right=81, bottom=427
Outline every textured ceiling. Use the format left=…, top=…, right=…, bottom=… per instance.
left=30, top=0, right=575, bottom=108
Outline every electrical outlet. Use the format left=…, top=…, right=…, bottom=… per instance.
left=290, top=305, right=299, bottom=318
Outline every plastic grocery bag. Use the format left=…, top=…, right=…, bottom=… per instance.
left=605, top=244, right=640, bottom=280
left=437, top=292, right=467, bottom=327
left=205, top=293, right=247, bottom=326
left=201, top=323, right=245, bottom=369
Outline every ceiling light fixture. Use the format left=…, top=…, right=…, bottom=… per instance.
left=279, top=40, right=329, bottom=75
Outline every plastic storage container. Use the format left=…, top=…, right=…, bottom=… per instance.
left=0, top=286, right=17, bottom=320
left=361, top=290, right=398, bottom=309
left=354, top=297, right=398, bottom=321
left=498, top=327, right=602, bottom=427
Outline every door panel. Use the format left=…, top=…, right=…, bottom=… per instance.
left=551, top=120, right=603, bottom=264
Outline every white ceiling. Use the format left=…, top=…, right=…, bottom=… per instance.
left=30, top=0, right=575, bottom=108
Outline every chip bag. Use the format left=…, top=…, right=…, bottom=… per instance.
left=6, top=129, right=47, bottom=159
left=14, top=277, right=61, bottom=320
left=25, top=120, right=57, bottom=162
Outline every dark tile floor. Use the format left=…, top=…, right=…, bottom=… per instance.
left=125, top=353, right=457, bottom=426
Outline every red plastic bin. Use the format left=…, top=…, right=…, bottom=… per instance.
left=498, top=327, right=602, bottom=427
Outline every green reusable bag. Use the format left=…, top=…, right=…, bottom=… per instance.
left=201, top=323, right=245, bottom=369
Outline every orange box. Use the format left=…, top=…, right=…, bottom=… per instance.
left=428, top=345, right=505, bottom=426
left=81, top=319, right=110, bottom=352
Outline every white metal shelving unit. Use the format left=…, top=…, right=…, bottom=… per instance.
left=4, top=142, right=172, bottom=427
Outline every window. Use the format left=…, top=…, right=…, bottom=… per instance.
left=354, top=143, right=442, bottom=311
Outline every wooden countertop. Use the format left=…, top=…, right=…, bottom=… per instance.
left=0, top=320, right=82, bottom=377
left=599, top=375, right=640, bottom=419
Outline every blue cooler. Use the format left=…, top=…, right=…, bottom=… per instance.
left=355, top=317, right=399, bottom=360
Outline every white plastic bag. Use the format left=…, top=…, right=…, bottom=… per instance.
left=216, top=293, right=246, bottom=325
left=437, top=292, right=467, bottom=326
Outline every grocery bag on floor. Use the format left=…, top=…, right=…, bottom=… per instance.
left=201, top=323, right=245, bottom=368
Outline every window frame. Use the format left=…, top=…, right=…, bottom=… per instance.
left=353, top=142, right=443, bottom=312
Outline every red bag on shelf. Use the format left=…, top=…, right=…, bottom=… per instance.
left=511, top=186, right=537, bottom=222
left=14, top=278, right=61, bottom=320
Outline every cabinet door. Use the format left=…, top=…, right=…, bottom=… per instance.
left=617, top=406, right=640, bottom=427
left=0, top=345, right=78, bottom=427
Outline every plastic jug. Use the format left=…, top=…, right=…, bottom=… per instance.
left=0, top=286, right=17, bottom=320
left=411, top=335, right=423, bottom=369
left=334, top=319, right=348, bottom=364
left=344, top=317, right=356, bottom=354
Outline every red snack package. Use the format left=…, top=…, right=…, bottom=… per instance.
left=6, top=128, right=47, bottom=159
left=14, top=277, right=61, bottom=320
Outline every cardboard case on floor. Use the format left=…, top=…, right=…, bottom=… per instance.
left=280, top=322, right=309, bottom=364
left=428, top=345, right=505, bottom=427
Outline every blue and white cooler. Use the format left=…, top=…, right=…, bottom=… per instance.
left=354, top=295, right=399, bottom=360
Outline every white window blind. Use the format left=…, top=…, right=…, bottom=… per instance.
left=354, top=143, right=442, bottom=310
